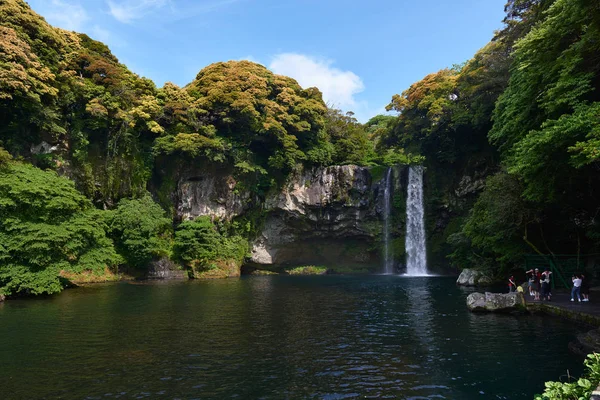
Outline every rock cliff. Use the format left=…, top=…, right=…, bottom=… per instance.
left=176, top=167, right=250, bottom=221
left=250, top=165, right=382, bottom=268
left=175, top=165, right=401, bottom=271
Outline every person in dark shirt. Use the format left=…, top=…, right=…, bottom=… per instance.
left=540, top=268, right=552, bottom=301
left=525, top=268, right=541, bottom=300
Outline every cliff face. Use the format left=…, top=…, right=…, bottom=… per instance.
left=177, top=170, right=250, bottom=221
left=251, top=165, right=379, bottom=268
left=175, top=165, right=399, bottom=271
left=172, top=162, right=487, bottom=274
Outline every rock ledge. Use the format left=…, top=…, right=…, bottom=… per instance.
left=457, top=269, right=492, bottom=286
left=467, top=292, right=526, bottom=313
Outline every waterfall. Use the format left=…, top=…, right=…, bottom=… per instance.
left=405, top=165, right=428, bottom=276
left=382, top=167, right=393, bottom=274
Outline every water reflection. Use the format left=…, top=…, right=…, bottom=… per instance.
left=0, top=276, right=586, bottom=399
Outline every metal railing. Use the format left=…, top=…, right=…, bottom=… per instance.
left=524, top=254, right=584, bottom=289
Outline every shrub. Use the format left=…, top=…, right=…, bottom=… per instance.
left=534, top=353, right=600, bottom=400
left=0, top=163, right=119, bottom=296
left=173, top=217, right=248, bottom=270
left=105, top=195, right=172, bottom=268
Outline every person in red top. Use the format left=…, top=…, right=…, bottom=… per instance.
left=508, top=275, right=516, bottom=293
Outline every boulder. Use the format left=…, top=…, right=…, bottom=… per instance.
left=0, top=293, right=5, bottom=302
left=147, top=257, right=187, bottom=280
left=466, top=292, right=526, bottom=313
left=457, top=268, right=492, bottom=286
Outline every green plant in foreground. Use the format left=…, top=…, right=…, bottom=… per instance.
left=534, top=353, right=600, bottom=400
left=0, top=162, right=120, bottom=296
left=173, top=217, right=248, bottom=271
left=105, top=195, right=172, bottom=269
left=286, top=266, right=328, bottom=275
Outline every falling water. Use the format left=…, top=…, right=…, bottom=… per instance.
left=405, top=165, right=428, bottom=276
left=382, top=167, right=393, bottom=274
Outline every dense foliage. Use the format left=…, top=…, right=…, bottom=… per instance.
left=173, top=217, right=248, bottom=271
left=382, top=0, right=600, bottom=275
left=105, top=195, right=172, bottom=268
left=0, top=160, right=119, bottom=296
left=3, top=0, right=600, bottom=292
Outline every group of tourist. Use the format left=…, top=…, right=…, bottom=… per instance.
left=508, top=268, right=591, bottom=302
left=523, top=268, right=553, bottom=301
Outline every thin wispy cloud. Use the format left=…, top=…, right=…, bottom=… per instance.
left=43, top=0, right=89, bottom=31
left=107, top=0, right=170, bottom=23
left=269, top=53, right=365, bottom=110
left=107, top=0, right=239, bottom=24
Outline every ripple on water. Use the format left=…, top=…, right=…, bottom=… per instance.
left=0, top=276, right=587, bottom=399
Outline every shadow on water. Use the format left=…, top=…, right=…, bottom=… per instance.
left=0, top=275, right=586, bottom=399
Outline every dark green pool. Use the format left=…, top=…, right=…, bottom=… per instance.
left=0, top=275, right=585, bottom=399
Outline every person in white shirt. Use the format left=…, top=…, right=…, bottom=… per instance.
left=571, top=274, right=583, bottom=302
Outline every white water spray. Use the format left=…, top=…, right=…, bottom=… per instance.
left=382, top=167, right=393, bottom=274
left=405, top=165, right=428, bottom=276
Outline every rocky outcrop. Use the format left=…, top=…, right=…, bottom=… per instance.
left=457, top=269, right=493, bottom=286
left=177, top=169, right=250, bottom=221
left=454, top=174, right=486, bottom=198
left=30, top=141, right=59, bottom=155
left=174, top=164, right=405, bottom=272
left=147, top=257, right=187, bottom=280
left=570, top=328, right=600, bottom=356
left=249, top=165, right=390, bottom=268
left=467, top=292, right=526, bottom=312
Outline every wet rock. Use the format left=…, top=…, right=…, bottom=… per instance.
left=177, top=171, right=250, bottom=221
left=570, top=328, right=600, bottom=356
left=457, top=269, right=492, bottom=286
left=30, top=141, right=59, bottom=155
left=147, top=257, right=187, bottom=280
left=250, top=165, right=387, bottom=267
left=467, top=292, right=526, bottom=312
left=454, top=174, right=486, bottom=198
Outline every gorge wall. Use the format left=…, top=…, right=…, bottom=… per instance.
left=173, top=162, right=485, bottom=275
left=175, top=165, right=407, bottom=273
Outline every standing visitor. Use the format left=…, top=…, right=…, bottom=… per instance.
left=571, top=274, right=582, bottom=302
left=581, top=273, right=590, bottom=302
left=540, top=268, right=552, bottom=301
left=508, top=275, right=516, bottom=293
left=525, top=268, right=541, bottom=300
left=528, top=272, right=534, bottom=296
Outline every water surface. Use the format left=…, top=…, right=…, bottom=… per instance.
left=0, top=276, right=585, bottom=399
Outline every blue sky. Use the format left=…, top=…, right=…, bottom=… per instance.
left=27, top=0, right=507, bottom=122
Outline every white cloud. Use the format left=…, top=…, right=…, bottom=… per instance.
left=90, top=25, right=111, bottom=43
left=107, top=0, right=170, bottom=23
left=238, top=55, right=258, bottom=63
left=43, top=0, right=89, bottom=31
left=269, top=53, right=364, bottom=110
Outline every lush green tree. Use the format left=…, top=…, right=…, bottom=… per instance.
left=185, top=61, right=327, bottom=174
left=0, top=162, right=119, bottom=296
left=321, top=108, right=375, bottom=165
left=490, top=0, right=600, bottom=202
left=449, top=172, right=535, bottom=273
left=105, top=195, right=172, bottom=268
left=173, top=217, right=248, bottom=270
